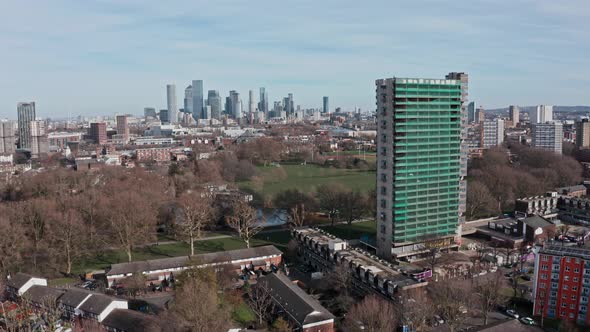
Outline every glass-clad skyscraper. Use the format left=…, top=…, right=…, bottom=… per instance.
left=375, top=75, right=467, bottom=259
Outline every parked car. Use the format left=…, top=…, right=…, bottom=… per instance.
left=434, top=315, right=444, bottom=325
left=506, top=309, right=519, bottom=319
left=519, top=317, right=534, bottom=325
left=522, top=274, right=531, bottom=281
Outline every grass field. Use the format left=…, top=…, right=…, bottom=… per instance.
left=72, top=231, right=294, bottom=275
left=240, top=164, right=375, bottom=197
left=318, top=220, right=376, bottom=240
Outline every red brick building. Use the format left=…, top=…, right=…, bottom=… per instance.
left=533, top=245, right=590, bottom=326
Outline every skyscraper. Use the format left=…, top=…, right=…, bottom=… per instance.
left=166, top=84, right=178, bottom=124
left=0, top=121, right=16, bottom=154
left=116, top=115, right=129, bottom=142
left=375, top=74, right=466, bottom=259
left=509, top=105, right=520, bottom=127
left=229, top=91, right=242, bottom=119
left=530, top=105, right=553, bottom=124
left=532, top=121, right=562, bottom=154
left=323, top=96, right=329, bottom=113
left=207, top=90, right=222, bottom=120
left=144, top=107, right=157, bottom=119
left=17, top=102, right=36, bottom=149
left=576, top=119, right=590, bottom=148
left=159, top=110, right=169, bottom=123
left=192, top=80, right=204, bottom=120
left=258, top=88, right=268, bottom=114
left=248, top=90, right=256, bottom=115
left=467, top=101, right=476, bottom=124
left=184, top=85, right=193, bottom=116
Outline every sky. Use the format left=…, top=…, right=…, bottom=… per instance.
left=1, top=0, right=589, bottom=119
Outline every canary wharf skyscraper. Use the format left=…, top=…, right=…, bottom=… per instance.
left=375, top=73, right=468, bottom=259
left=192, top=80, right=204, bottom=120
left=207, top=90, right=222, bottom=120
left=17, top=102, right=36, bottom=149
left=166, top=84, right=178, bottom=124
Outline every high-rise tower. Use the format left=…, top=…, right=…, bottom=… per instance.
left=192, top=80, right=204, bottom=120
left=184, top=85, right=193, bottom=116
left=248, top=90, right=256, bottom=115
left=207, top=90, right=222, bottom=120
left=375, top=74, right=467, bottom=259
left=323, top=96, right=329, bottom=114
left=258, top=88, right=268, bottom=114
left=166, top=84, right=178, bottom=124
left=17, top=102, right=36, bottom=149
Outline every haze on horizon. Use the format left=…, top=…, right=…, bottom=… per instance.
left=0, top=0, right=589, bottom=119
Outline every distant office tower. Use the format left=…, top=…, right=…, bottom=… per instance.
left=476, top=106, right=485, bottom=123
left=376, top=74, right=467, bottom=259
left=530, top=105, right=553, bottom=124
left=509, top=105, right=520, bottom=127
left=89, top=122, right=107, bottom=145
left=207, top=90, right=222, bottom=120
left=287, top=93, right=294, bottom=115
left=258, top=88, right=268, bottom=114
left=532, top=122, right=562, bottom=154
left=481, top=119, right=505, bottom=148
left=225, top=96, right=232, bottom=115
left=144, top=107, right=157, bottom=119
left=273, top=101, right=282, bottom=118
left=184, top=85, right=193, bottom=116
left=323, top=96, right=329, bottom=113
left=29, top=120, right=48, bottom=158
left=0, top=121, right=16, bottom=154
left=17, top=102, right=36, bottom=149
left=229, top=91, right=242, bottom=119
left=192, top=80, right=204, bottom=120
left=116, top=115, right=129, bottom=142
left=159, top=110, right=169, bottom=123
left=166, top=84, right=178, bottom=124
left=248, top=90, right=256, bottom=115
left=576, top=119, right=590, bottom=148
left=467, top=101, right=476, bottom=124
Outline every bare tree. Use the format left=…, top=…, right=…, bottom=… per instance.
left=341, top=190, right=367, bottom=225
left=176, top=191, right=216, bottom=256
left=226, top=200, right=262, bottom=248
left=171, top=276, right=230, bottom=332
left=103, top=189, right=157, bottom=262
left=50, top=208, right=86, bottom=274
left=472, top=272, right=507, bottom=325
left=249, top=280, right=275, bottom=326
left=0, top=207, right=26, bottom=275
left=397, top=288, right=434, bottom=332
left=429, top=280, right=471, bottom=332
left=316, top=183, right=347, bottom=226
left=345, top=295, right=398, bottom=332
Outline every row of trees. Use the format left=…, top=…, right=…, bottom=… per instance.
left=273, top=184, right=375, bottom=227
left=467, top=145, right=583, bottom=220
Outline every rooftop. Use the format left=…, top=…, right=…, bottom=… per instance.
left=79, top=294, right=124, bottom=315
left=541, top=244, right=590, bottom=260
left=22, top=285, right=64, bottom=304
left=6, top=273, right=36, bottom=290
left=258, top=272, right=334, bottom=326
left=102, top=309, right=160, bottom=332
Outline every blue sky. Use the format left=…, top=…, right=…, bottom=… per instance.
left=1, top=0, right=589, bottom=119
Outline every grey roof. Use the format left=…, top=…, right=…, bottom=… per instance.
left=6, top=273, right=34, bottom=289
left=258, top=272, right=334, bottom=327
left=522, top=215, right=552, bottom=229
left=106, top=245, right=282, bottom=276
left=557, top=184, right=587, bottom=193
left=58, top=288, right=93, bottom=308
left=79, top=294, right=122, bottom=315
left=22, top=285, right=64, bottom=304
left=541, top=245, right=590, bottom=260
left=102, top=309, right=159, bottom=332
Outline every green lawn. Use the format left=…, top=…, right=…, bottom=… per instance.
left=253, top=230, right=292, bottom=251
left=318, top=220, right=376, bottom=240
left=240, top=164, right=375, bottom=198
left=231, top=302, right=256, bottom=326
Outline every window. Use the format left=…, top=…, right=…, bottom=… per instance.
left=564, top=284, right=570, bottom=290
left=542, top=265, right=549, bottom=271
left=540, top=283, right=546, bottom=288
left=542, top=255, right=550, bottom=261
left=563, top=294, right=567, bottom=299
left=573, top=286, right=578, bottom=291
left=574, top=277, right=579, bottom=282
left=570, top=313, right=575, bottom=318
left=562, top=303, right=567, bottom=307
left=575, top=268, right=580, bottom=273
left=381, top=186, right=386, bottom=195
left=541, top=273, right=548, bottom=280
left=565, top=276, right=570, bottom=281
left=576, top=258, right=580, bottom=264
left=572, top=295, right=577, bottom=300
left=380, top=225, right=386, bottom=234
left=566, top=266, right=571, bottom=272
left=567, top=257, right=571, bottom=263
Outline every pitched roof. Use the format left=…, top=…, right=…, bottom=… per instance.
left=522, top=215, right=552, bottom=229
left=6, top=273, right=34, bottom=289
left=22, top=286, right=64, bottom=304
left=557, top=184, right=587, bottom=193
left=101, top=309, right=160, bottom=332
left=258, top=272, right=334, bottom=327
left=58, top=288, right=93, bottom=308
left=78, top=294, right=123, bottom=315
left=106, top=245, right=282, bottom=276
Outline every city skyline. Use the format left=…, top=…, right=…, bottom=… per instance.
left=1, top=0, right=590, bottom=118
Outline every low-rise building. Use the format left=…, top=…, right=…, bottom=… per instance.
left=515, top=192, right=559, bottom=219
left=105, top=245, right=282, bottom=287
left=135, top=147, right=171, bottom=162
left=258, top=272, right=334, bottom=332
left=78, top=294, right=128, bottom=322
left=293, top=228, right=427, bottom=300
left=557, top=185, right=587, bottom=198
left=5, top=273, right=48, bottom=299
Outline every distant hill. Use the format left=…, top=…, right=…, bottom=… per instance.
left=486, top=106, right=590, bottom=115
